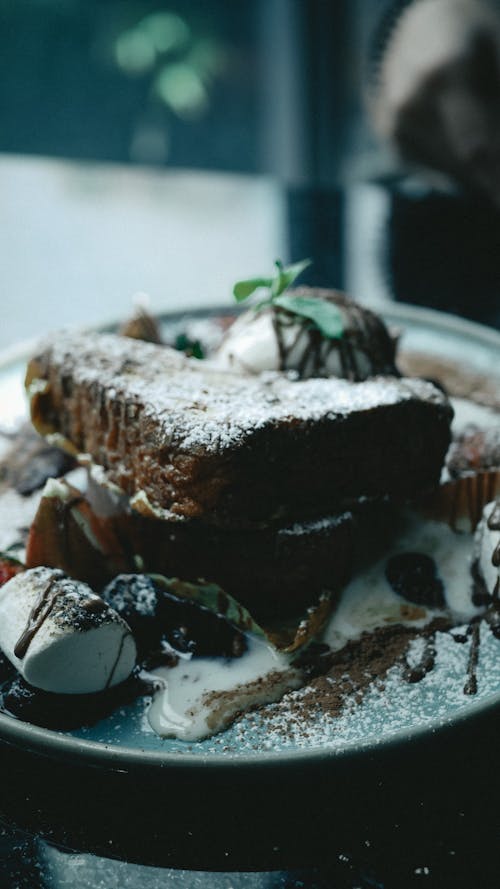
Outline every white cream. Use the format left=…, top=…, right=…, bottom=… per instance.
left=213, top=307, right=372, bottom=379
left=474, top=501, right=500, bottom=596
left=146, top=635, right=303, bottom=741
left=213, top=310, right=280, bottom=374
left=323, top=514, right=477, bottom=652
left=86, top=464, right=129, bottom=517
left=0, top=567, right=136, bottom=694
left=146, top=513, right=479, bottom=741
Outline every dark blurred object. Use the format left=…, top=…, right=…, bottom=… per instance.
left=0, top=0, right=259, bottom=171
left=387, top=186, right=500, bottom=327
left=372, top=0, right=500, bottom=207
left=119, top=303, right=163, bottom=343
left=0, top=424, right=75, bottom=497
left=0, top=0, right=499, bottom=331
left=0, top=1, right=355, bottom=181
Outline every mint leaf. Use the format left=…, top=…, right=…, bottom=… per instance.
left=274, top=294, right=344, bottom=339
left=272, top=258, right=312, bottom=297
left=174, top=333, right=205, bottom=359
left=232, top=258, right=311, bottom=304
left=233, top=277, right=273, bottom=302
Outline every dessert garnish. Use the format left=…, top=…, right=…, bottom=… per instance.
left=0, top=567, right=136, bottom=694
left=232, top=258, right=343, bottom=336
left=214, top=259, right=397, bottom=379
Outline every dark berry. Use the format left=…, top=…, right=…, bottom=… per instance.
left=102, top=574, right=247, bottom=660
left=0, top=651, right=15, bottom=683
left=157, top=588, right=247, bottom=659
left=0, top=672, right=149, bottom=730
left=102, top=574, right=161, bottom=655
left=385, top=552, right=445, bottom=609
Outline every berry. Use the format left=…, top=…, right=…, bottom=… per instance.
left=0, top=557, right=23, bottom=588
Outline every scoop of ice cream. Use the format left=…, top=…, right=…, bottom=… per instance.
left=474, top=499, right=500, bottom=596
left=213, top=288, right=397, bottom=380
left=0, top=567, right=136, bottom=693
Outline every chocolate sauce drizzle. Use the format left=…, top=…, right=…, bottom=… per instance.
left=14, top=576, right=61, bottom=659
left=272, top=291, right=397, bottom=381
left=401, top=555, right=500, bottom=697
left=403, top=635, right=436, bottom=683
left=105, top=631, right=132, bottom=690
left=401, top=618, right=484, bottom=697
left=463, top=622, right=480, bottom=696
left=13, top=573, right=109, bottom=660
left=384, top=538, right=500, bottom=697
left=488, top=500, right=500, bottom=567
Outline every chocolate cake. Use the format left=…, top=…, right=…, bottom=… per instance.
left=25, top=480, right=394, bottom=620
left=26, top=331, right=453, bottom=526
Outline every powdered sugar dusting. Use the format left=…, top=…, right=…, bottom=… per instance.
left=34, top=331, right=450, bottom=456
left=278, top=512, right=351, bottom=538
left=206, top=623, right=500, bottom=753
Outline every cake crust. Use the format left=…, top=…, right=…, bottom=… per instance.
left=26, top=331, right=453, bottom=526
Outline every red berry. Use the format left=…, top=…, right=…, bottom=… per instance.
left=0, top=558, right=22, bottom=588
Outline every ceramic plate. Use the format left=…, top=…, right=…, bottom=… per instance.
left=0, top=303, right=499, bottom=774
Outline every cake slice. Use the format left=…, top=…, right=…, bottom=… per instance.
left=26, top=476, right=397, bottom=619
left=26, top=331, right=453, bottom=527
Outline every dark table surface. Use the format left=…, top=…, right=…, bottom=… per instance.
left=2, top=701, right=500, bottom=889
left=1, top=159, right=500, bottom=888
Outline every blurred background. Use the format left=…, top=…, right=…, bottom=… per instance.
left=1, top=0, right=500, bottom=348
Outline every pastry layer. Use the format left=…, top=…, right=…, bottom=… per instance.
left=26, top=332, right=453, bottom=526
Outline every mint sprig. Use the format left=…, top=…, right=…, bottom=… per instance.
left=233, top=258, right=311, bottom=304
left=274, top=293, right=344, bottom=339
left=174, top=332, right=205, bottom=359
left=232, top=258, right=344, bottom=340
